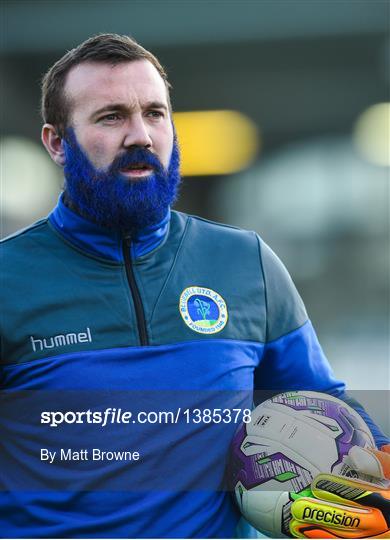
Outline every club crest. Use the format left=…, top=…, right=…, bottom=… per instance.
left=179, top=286, right=228, bottom=334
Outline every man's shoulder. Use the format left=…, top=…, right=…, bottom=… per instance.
left=171, top=210, right=259, bottom=245
left=0, top=218, right=53, bottom=264
left=1, top=218, right=49, bottom=246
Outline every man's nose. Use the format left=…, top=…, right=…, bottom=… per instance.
left=123, top=115, right=153, bottom=149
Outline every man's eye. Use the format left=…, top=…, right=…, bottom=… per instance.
left=101, top=113, right=121, bottom=122
left=147, top=111, right=164, bottom=119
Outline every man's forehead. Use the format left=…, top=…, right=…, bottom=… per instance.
left=64, top=59, right=168, bottom=110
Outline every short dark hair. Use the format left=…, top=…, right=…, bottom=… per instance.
left=41, top=33, right=171, bottom=136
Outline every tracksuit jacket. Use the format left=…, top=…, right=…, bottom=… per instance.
left=1, top=195, right=388, bottom=538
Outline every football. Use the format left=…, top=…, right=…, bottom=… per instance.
left=229, top=391, right=376, bottom=537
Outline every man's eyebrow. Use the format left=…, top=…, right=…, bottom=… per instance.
left=92, top=101, right=168, bottom=118
left=91, top=104, right=130, bottom=118
left=144, top=101, right=168, bottom=111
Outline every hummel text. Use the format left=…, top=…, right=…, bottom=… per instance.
left=30, top=327, right=92, bottom=352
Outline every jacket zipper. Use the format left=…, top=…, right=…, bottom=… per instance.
left=122, top=236, right=149, bottom=346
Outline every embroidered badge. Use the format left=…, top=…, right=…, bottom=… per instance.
left=179, top=286, right=228, bottom=334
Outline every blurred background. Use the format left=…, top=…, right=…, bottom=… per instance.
left=1, top=0, right=389, bottom=430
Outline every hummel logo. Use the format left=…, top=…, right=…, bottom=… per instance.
left=30, top=327, right=92, bottom=352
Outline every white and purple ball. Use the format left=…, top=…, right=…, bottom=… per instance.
left=229, top=391, right=375, bottom=538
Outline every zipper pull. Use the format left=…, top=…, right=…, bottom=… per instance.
left=123, top=234, right=132, bottom=256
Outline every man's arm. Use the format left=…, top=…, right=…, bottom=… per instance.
left=254, top=236, right=389, bottom=447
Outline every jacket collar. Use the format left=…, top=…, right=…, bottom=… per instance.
left=48, top=194, right=170, bottom=263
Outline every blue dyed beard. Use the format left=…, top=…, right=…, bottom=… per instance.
left=62, top=128, right=181, bottom=233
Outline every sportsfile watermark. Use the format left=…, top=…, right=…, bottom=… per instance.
left=0, top=389, right=254, bottom=491
left=41, top=407, right=252, bottom=427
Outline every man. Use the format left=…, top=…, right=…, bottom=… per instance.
left=0, top=33, right=389, bottom=539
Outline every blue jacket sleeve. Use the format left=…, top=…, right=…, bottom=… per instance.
left=255, top=237, right=390, bottom=448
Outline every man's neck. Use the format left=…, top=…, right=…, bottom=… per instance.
left=62, top=190, right=83, bottom=217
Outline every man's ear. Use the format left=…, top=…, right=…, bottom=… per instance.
left=41, top=124, right=66, bottom=166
